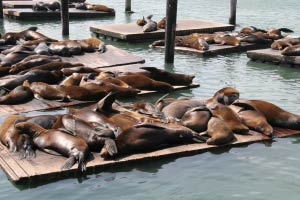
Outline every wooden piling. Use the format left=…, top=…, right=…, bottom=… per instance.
left=61, top=0, right=69, bottom=35
left=125, top=0, right=131, bottom=12
left=0, top=0, right=3, bottom=18
left=229, top=0, right=237, bottom=25
left=164, top=0, right=178, bottom=63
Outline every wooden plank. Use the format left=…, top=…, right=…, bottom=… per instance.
left=3, top=8, right=115, bottom=20
left=0, top=129, right=285, bottom=184
left=3, top=1, right=75, bottom=8
left=151, top=42, right=270, bottom=56
left=90, top=19, right=235, bottom=42
left=247, top=48, right=300, bottom=66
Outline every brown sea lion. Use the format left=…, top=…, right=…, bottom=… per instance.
left=271, top=37, right=300, bottom=50
left=23, top=81, right=69, bottom=101
left=1, top=51, right=35, bottom=67
left=60, top=73, right=84, bottom=86
left=77, top=38, right=104, bottom=53
left=281, top=44, right=300, bottom=56
left=230, top=100, right=273, bottom=136
left=61, top=66, right=102, bottom=76
left=234, top=99, right=300, bottom=130
left=0, top=70, right=63, bottom=91
left=157, top=17, right=166, bottom=29
left=209, top=87, right=240, bottom=105
left=117, top=74, right=173, bottom=92
left=239, top=34, right=272, bottom=44
left=21, top=61, right=83, bottom=74
left=91, top=4, right=115, bottom=13
left=100, top=123, right=205, bottom=158
left=201, top=117, right=235, bottom=145
left=176, top=36, right=209, bottom=50
left=180, top=106, right=212, bottom=133
left=0, top=85, right=33, bottom=105
left=136, top=16, right=146, bottom=26
left=14, top=121, right=90, bottom=171
left=213, top=35, right=240, bottom=46
left=207, top=102, right=249, bottom=134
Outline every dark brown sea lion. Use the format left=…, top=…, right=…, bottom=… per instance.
left=201, top=117, right=235, bottom=145
left=117, top=74, right=173, bottom=92
left=136, top=16, right=146, bottom=26
left=61, top=66, right=102, bottom=76
left=230, top=101, right=273, bottom=136
left=0, top=70, right=63, bottom=91
left=14, top=121, right=90, bottom=171
left=1, top=51, right=35, bottom=67
left=21, top=61, right=83, bottom=74
left=100, top=123, right=204, bottom=158
left=143, top=15, right=158, bottom=32
left=62, top=115, right=117, bottom=154
left=206, top=102, right=249, bottom=134
left=281, top=44, right=300, bottom=56
left=0, top=85, right=33, bottom=105
left=157, top=17, right=166, bottom=29
left=234, top=99, right=300, bottom=130
left=23, top=81, right=69, bottom=101
left=180, top=106, right=212, bottom=133
left=213, top=35, right=240, bottom=46
left=9, top=55, right=61, bottom=74
left=49, top=40, right=82, bottom=56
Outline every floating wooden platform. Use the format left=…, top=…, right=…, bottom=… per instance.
left=3, top=8, right=115, bottom=20
left=90, top=19, right=234, bottom=42
left=151, top=42, right=270, bottom=56
left=3, top=1, right=75, bottom=8
left=0, top=127, right=298, bottom=184
left=247, top=48, right=300, bottom=66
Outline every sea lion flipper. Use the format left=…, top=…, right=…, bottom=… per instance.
left=134, top=123, right=166, bottom=129
left=98, top=43, right=106, bottom=54
left=199, top=131, right=208, bottom=136
left=278, top=28, right=293, bottom=33
left=61, top=156, right=76, bottom=170
left=104, top=139, right=118, bottom=156
left=96, top=91, right=116, bottom=112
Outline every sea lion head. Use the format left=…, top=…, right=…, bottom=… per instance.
left=213, top=87, right=239, bottom=105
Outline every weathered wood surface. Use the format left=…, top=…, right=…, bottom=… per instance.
left=152, top=42, right=270, bottom=56
left=90, top=19, right=235, bottom=42
left=247, top=48, right=300, bottom=66
left=61, top=45, right=145, bottom=68
left=0, top=127, right=298, bottom=184
left=3, top=8, right=115, bottom=20
left=3, top=1, right=75, bottom=8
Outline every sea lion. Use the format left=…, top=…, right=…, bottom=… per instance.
left=281, top=44, right=300, bottom=56
left=271, top=37, right=300, bottom=50
left=234, top=99, right=300, bottom=130
left=180, top=106, right=212, bottom=133
left=143, top=15, right=158, bottom=32
left=1, top=45, right=34, bottom=55
left=9, top=55, right=61, bottom=74
left=1, top=51, right=35, bottom=67
left=91, top=4, right=115, bottom=13
left=100, top=123, right=205, bottom=158
left=0, top=70, right=63, bottom=91
left=61, top=66, right=102, bottom=76
left=0, top=115, right=32, bottom=154
left=213, top=35, right=240, bottom=46
left=60, top=73, right=85, bottom=86
left=0, top=85, right=33, bottom=105
left=157, top=17, right=166, bottom=29
left=230, top=100, right=273, bottom=136
left=23, top=81, right=69, bottom=101
left=266, top=28, right=294, bottom=40
left=209, top=87, right=240, bottom=105
left=136, top=16, right=146, bottom=26
left=77, top=37, right=105, bottom=53
left=49, top=40, right=82, bottom=56
left=201, top=117, right=235, bottom=145
left=117, top=74, right=173, bottom=92
left=14, top=121, right=90, bottom=171
left=62, top=115, right=117, bottom=154
left=206, top=102, right=249, bottom=134
left=20, top=61, right=83, bottom=74
left=34, top=42, right=50, bottom=55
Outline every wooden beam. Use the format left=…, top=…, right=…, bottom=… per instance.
left=61, top=0, right=69, bottom=35
left=164, top=0, right=178, bottom=63
left=229, top=0, right=237, bottom=25
left=0, top=0, right=3, bottom=18
left=125, top=0, right=131, bottom=12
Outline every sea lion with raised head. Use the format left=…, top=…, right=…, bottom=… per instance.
left=14, top=121, right=89, bottom=171
left=136, top=16, right=146, bottom=26
left=100, top=123, right=205, bottom=158
left=143, top=15, right=158, bottom=32
left=157, top=17, right=166, bottom=29
left=0, top=85, right=33, bottom=105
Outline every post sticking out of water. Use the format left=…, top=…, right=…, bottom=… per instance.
left=0, top=0, right=3, bottom=18
left=125, top=0, right=131, bottom=13
left=164, top=0, right=178, bottom=64
left=61, top=0, right=69, bottom=35
left=229, top=0, right=237, bottom=25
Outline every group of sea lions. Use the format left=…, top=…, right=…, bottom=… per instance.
left=151, top=26, right=294, bottom=51
left=75, top=2, right=115, bottom=13
left=32, top=1, right=60, bottom=11
left=1, top=86, right=300, bottom=172
left=136, top=15, right=166, bottom=32
left=271, top=36, right=300, bottom=56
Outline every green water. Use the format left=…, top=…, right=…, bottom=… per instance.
left=1, top=0, right=300, bottom=199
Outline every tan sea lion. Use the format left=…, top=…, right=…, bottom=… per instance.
left=207, top=102, right=249, bottom=134
left=281, top=44, right=300, bottom=56
left=0, top=85, right=33, bottom=105
left=77, top=38, right=104, bottom=53
left=213, top=35, right=240, bottom=46
left=14, top=121, right=90, bottom=171
left=100, top=123, right=205, bottom=158
left=136, top=16, right=146, bottom=26
left=201, top=117, right=235, bottom=145
left=157, top=17, right=166, bottom=29
left=91, top=4, right=115, bottom=13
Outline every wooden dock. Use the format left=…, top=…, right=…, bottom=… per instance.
left=0, top=127, right=298, bottom=184
left=247, top=48, right=300, bottom=66
left=3, top=8, right=115, bottom=20
left=90, top=19, right=235, bottom=42
left=3, top=1, right=75, bottom=8
left=151, top=42, right=270, bottom=56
